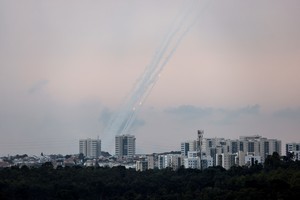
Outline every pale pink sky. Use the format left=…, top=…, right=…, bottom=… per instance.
left=0, top=0, right=299, bottom=155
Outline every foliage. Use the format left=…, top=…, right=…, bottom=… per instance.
left=0, top=154, right=299, bottom=200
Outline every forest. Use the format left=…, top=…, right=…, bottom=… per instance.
left=0, top=152, right=299, bottom=200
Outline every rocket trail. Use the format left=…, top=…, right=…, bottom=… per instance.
left=102, top=0, right=211, bottom=152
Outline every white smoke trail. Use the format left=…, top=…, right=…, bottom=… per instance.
left=102, top=0, right=211, bottom=153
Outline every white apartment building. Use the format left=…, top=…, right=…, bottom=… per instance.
left=181, top=140, right=197, bottom=157
left=201, top=155, right=213, bottom=169
left=115, top=134, right=136, bottom=158
left=136, top=160, right=148, bottom=171
left=237, top=151, right=246, bottom=166
left=158, top=155, right=165, bottom=169
left=259, top=138, right=281, bottom=161
left=182, top=134, right=282, bottom=168
left=286, top=143, right=300, bottom=155
left=147, top=155, right=155, bottom=169
left=79, top=138, right=101, bottom=158
left=216, top=153, right=236, bottom=170
left=184, top=151, right=200, bottom=169
left=157, top=154, right=182, bottom=170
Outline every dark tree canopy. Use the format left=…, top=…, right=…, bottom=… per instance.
left=0, top=156, right=299, bottom=200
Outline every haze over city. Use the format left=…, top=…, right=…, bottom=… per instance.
left=0, top=0, right=299, bottom=156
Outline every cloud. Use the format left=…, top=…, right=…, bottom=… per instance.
left=28, top=80, right=49, bottom=94
left=273, top=108, right=300, bottom=119
left=215, top=104, right=260, bottom=125
left=164, top=104, right=260, bottom=124
left=165, top=105, right=213, bottom=119
left=219, top=104, right=260, bottom=118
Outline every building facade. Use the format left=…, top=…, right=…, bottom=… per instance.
left=181, top=134, right=282, bottom=169
left=181, top=140, right=197, bottom=157
left=136, top=160, right=148, bottom=171
left=286, top=143, right=300, bottom=155
left=184, top=151, right=200, bottom=169
left=79, top=138, right=101, bottom=158
left=115, top=134, right=136, bottom=157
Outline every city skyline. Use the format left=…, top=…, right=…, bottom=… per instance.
left=0, top=0, right=300, bottom=155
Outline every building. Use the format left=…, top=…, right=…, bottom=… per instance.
left=286, top=143, right=300, bottom=155
left=157, top=155, right=165, bottom=169
left=181, top=140, right=198, bottom=157
left=294, top=151, right=300, bottom=160
left=136, top=160, right=148, bottom=171
left=169, top=154, right=182, bottom=170
left=184, top=151, right=200, bottom=169
left=226, top=140, right=240, bottom=154
left=115, top=134, right=136, bottom=158
left=157, top=154, right=182, bottom=170
left=244, top=155, right=262, bottom=166
left=239, top=135, right=281, bottom=162
left=201, top=155, right=213, bottom=169
left=147, top=155, right=155, bottom=169
left=216, top=153, right=236, bottom=170
left=239, top=136, right=260, bottom=156
left=181, top=142, right=190, bottom=157
left=236, top=151, right=246, bottom=166
left=79, top=138, right=101, bottom=158
left=201, top=137, right=228, bottom=166
left=259, top=138, right=282, bottom=161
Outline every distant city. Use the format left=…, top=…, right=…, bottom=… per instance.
left=1, top=130, right=299, bottom=171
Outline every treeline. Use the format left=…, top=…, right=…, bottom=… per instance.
left=0, top=153, right=299, bottom=200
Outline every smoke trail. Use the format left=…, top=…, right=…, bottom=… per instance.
left=102, top=0, right=211, bottom=152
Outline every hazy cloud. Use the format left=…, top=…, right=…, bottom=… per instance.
left=273, top=108, right=300, bottom=119
left=165, top=105, right=213, bottom=119
left=214, top=104, right=260, bottom=125
left=165, top=104, right=260, bottom=122
left=218, top=104, right=260, bottom=118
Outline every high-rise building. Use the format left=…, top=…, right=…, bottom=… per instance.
left=259, top=138, right=281, bottom=161
left=79, top=138, right=101, bottom=158
left=181, top=142, right=190, bottom=157
left=181, top=140, right=198, bottom=157
left=216, top=153, right=236, bottom=170
left=201, top=155, right=213, bottom=169
left=239, top=136, right=260, bottom=156
left=115, top=134, right=136, bottom=157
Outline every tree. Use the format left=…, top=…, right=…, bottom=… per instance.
left=264, top=152, right=281, bottom=170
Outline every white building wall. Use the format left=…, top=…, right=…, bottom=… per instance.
left=147, top=155, right=155, bottom=169
left=158, top=155, right=165, bottom=169
left=286, top=143, right=300, bottom=155
left=217, top=153, right=236, bottom=170
left=184, top=157, right=199, bottom=169
left=79, top=138, right=101, bottom=158
left=115, top=135, right=136, bottom=157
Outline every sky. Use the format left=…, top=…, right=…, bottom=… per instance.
left=0, top=0, right=299, bottom=156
